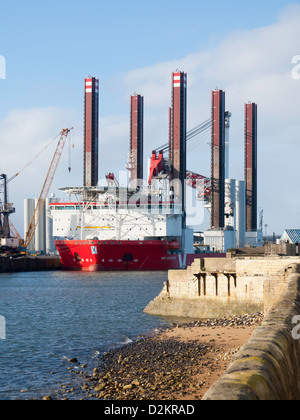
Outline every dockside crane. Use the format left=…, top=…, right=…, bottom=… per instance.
left=23, top=128, right=73, bottom=249
left=0, top=174, right=20, bottom=251
left=0, top=129, right=73, bottom=245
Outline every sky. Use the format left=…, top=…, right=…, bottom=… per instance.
left=0, top=0, right=299, bottom=236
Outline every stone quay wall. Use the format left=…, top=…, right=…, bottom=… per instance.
left=144, top=256, right=300, bottom=319
left=0, top=256, right=61, bottom=273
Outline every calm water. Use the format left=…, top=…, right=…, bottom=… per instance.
left=0, top=270, right=169, bottom=400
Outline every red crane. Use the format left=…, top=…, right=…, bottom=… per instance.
left=148, top=152, right=211, bottom=199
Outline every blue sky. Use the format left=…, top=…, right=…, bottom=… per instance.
left=0, top=0, right=300, bottom=235
left=0, top=0, right=295, bottom=114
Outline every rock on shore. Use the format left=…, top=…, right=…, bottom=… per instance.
left=54, top=312, right=263, bottom=401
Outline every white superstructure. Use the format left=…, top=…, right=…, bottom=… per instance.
left=49, top=186, right=184, bottom=242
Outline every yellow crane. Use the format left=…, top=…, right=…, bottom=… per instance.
left=23, top=128, right=73, bottom=249
left=1, top=129, right=73, bottom=244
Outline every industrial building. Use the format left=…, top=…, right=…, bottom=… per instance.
left=281, top=230, right=300, bottom=245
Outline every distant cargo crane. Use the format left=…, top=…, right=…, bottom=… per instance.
left=0, top=130, right=72, bottom=245
left=24, top=128, right=73, bottom=249
left=5, top=132, right=62, bottom=186
left=0, top=174, right=20, bottom=250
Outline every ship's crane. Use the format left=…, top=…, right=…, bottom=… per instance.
left=186, top=170, right=211, bottom=199
left=148, top=118, right=212, bottom=199
left=154, top=118, right=212, bottom=155
left=23, top=128, right=73, bottom=249
left=148, top=152, right=211, bottom=199
left=106, top=173, right=119, bottom=188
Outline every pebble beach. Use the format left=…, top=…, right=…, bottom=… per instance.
left=50, top=313, right=263, bottom=401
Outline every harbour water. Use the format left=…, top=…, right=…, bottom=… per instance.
left=0, top=270, right=169, bottom=400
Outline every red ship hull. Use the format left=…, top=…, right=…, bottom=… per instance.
left=55, top=240, right=226, bottom=272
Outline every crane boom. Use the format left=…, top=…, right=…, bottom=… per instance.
left=148, top=152, right=211, bottom=199
left=154, top=118, right=211, bottom=154
left=24, top=128, right=73, bottom=248
left=186, top=170, right=211, bottom=199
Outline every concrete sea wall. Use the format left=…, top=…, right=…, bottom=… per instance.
left=203, top=265, right=300, bottom=400
left=145, top=256, right=300, bottom=399
left=144, top=257, right=300, bottom=319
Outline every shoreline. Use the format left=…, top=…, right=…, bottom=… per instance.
left=52, top=313, right=263, bottom=401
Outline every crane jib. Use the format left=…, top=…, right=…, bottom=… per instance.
left=24, top=128, right=73, bottom=248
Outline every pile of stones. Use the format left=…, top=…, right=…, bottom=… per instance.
left=79, top=337, right=215, bottom=400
